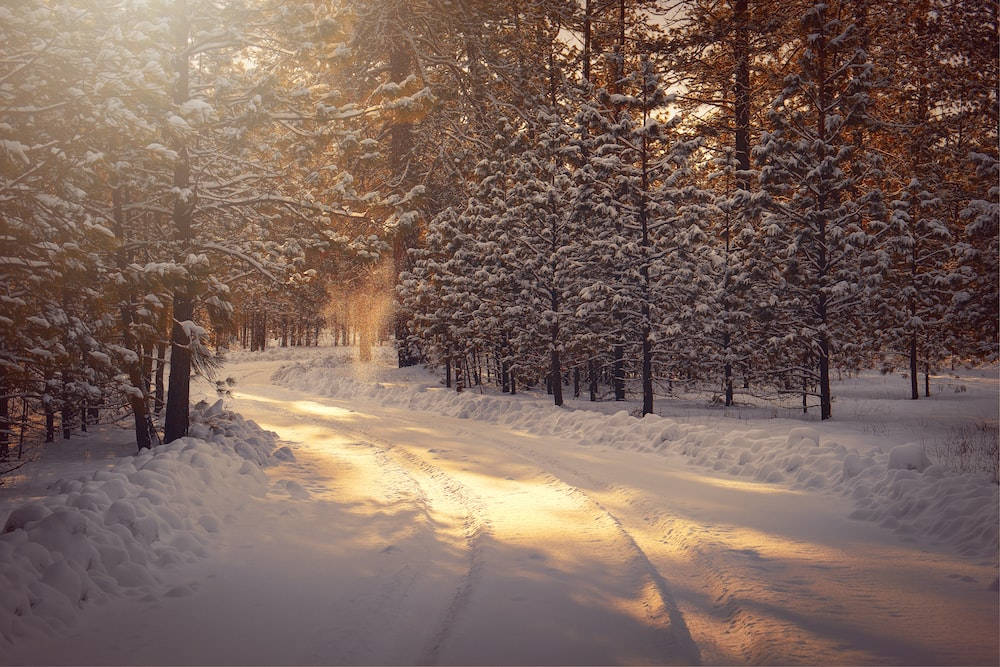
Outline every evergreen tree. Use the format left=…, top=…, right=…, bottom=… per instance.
left=753, top=0, right=884, bottom=419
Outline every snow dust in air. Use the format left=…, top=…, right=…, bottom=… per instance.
left=324, top=258, right=396, bottom=378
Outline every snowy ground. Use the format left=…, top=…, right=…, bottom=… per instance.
left=1, top=345, right=997, bottom=665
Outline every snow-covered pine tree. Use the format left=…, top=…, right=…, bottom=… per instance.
left=954, top=152, right=1000, bottom=363
left=501, top=108, right=587, bottom=406
left=752, top=0, right=884, bottom=419
left=663, top=0, right=794, bottom=405
left=590, top=59, right=711, bottom=416
left=0, top=0, right=127, bottom=453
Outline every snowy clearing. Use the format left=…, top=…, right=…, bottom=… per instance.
left=0, top=346, right=997, bottom=665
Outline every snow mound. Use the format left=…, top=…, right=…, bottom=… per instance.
left=887, top=442, right=931, bottom=472
left=0, top=403, right=279, bottom=646
left=273, top=359, right=999, bottom=562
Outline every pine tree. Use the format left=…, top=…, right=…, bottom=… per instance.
left=753, top=0, right=884, bottom=419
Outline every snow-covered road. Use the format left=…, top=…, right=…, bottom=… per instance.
left=5, top=359, right=997, bottom=665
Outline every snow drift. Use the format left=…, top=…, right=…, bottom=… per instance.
left=0, top=401, right=280, bottom=645
left=272, top=360, right=998, bottom=562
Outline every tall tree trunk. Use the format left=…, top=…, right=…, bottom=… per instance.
left=550, top=332, right=563, bottom=407
left=0, top=374, right=9, bottom=460
left=909, top=332, right=919, bottom=399
left=615, top=0, right=625, bottom=91
left=62, top=395, right=73, bottom=440
left=390, top=42, right=419, bottom=368
left=501, top=354, right=509, bottom=393
left=924, top=357, right=931, bottom=397
left=613, top=339, right=625, bottom=400
left=639, top=110, right=653, bottom=417
left=164, top=295, right=193, bottom=443
left=121, top=307, right=152, bottom=450
left=164, top=2, right=194, bottom=444
left=611, top=0, right=627, bottom=403
left=641, top=327, right=653, bottom=416
left=819, top=338, right=831, bottom=420
left=725, top=0, right=752, bottom=407
left=802, top=370, right=808, bottom=414
left=114, top=180, right=152, bottom=451
left=588, top=358, right=598, bottom=401
left=816, top=19, right=832, bottom=421
left=154, top=310, right=167, bottom=416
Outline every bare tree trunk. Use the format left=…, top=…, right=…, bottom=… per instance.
left=726, top=0, right=752, bottom=408
left=588, top=359, right=598, bottom=401
left=62, top=398, right=73, bottom=440
left=924, top=358, right=931, bottom=397
left=0, top=375, right=9, bottom=460
left=154, top=336, right=166, bottom=415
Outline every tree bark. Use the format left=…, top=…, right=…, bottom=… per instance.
left=390, top=42, right=419, bottom=368
left=164, top=1, right=194, bottom=444
left=613, top=339, right=625, bottom=400
left=0, top=377, right=9, bottom=460
left=154, top=335, right=166, bottom=415
left=725, top=0, right=752, bottom=408
left=588, top=358, right=598, bottom=401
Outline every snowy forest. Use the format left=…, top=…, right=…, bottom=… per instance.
left=1, top=1, right=999, bottom=663
left=2, top=0, right=997, bottom=458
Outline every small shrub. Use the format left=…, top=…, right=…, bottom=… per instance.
left=927, top=421, right=999, bottom=483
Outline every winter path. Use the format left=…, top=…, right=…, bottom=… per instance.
left=3, top=354, right=997, bottom=665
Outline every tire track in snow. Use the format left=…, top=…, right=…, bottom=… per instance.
left=226, top=396, right=456, bottom=664
left=267, top=393, right=703, bottom=665
left=335, top=414, right=699, bottom=665
left=488, top=439, right=703, bottom=665
left=491, top=436, right=763, bottom=664
left=348, top=429, right=493, bottom=666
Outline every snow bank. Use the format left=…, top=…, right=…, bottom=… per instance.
left=0, top=401, right=280, bottom=645
left=887, top=442, right=931, bottom=472
left=273, top=361, right=999, bottom=562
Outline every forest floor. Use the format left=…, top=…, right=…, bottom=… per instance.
left=1, top=345, right=997, bottom=665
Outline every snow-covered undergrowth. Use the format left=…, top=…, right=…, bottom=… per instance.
left=0, top=401, right=280, bottom=645
left=222, top=339, right=353, bottom=365
left=273, top=359, right=998, bottom=562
